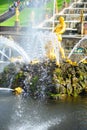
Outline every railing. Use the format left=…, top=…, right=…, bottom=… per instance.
left=34, top=0, right=87, bottom=35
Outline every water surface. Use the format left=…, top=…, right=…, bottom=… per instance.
left=0, top=93, right=87, bottom=130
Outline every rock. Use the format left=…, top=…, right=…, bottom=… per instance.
left=0, top=59, right=87, bottom=99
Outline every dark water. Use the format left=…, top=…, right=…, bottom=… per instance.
left=0, top=93, right=87, bottom=130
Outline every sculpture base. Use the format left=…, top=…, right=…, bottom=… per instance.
left=15, top=21, right=20, bottom=27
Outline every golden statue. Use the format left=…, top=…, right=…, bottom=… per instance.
left=54, top=17, right=66, bottom=41
left=54, top=16, right=66, bottom=59
left=15, top=7, right=20, bottom=22
left=80, top=10, right=84, bottom=36
left=14, top=87, right=23, bottom=95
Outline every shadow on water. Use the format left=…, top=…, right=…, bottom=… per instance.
left=0, top=94, right=87, bottom=130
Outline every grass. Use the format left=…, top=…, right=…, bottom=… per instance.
left=0, top=0, right=71, bottom=26
left=0, top=0, right=14, bottom=15
left=0, top=8, right=30, bottom=26
left=0, top=7, right=46, bottom=26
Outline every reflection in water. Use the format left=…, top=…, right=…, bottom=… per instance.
left=0, top=95, right=87, bottom=130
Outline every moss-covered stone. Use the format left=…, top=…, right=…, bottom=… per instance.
left=0, top=59, right=87, bottom=99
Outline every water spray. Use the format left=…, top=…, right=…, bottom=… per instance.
left=0, top=87, right=23, bottom=95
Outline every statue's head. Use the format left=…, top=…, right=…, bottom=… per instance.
left=59, top=16, right=64, bottom=22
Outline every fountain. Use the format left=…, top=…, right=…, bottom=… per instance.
left=0, top=17, right=87, bottom=98
left=0, top=1, right=87, bottom=97
left=0, top=35, right=30, bottom=63
left=0, top=1, right=87, bottom=130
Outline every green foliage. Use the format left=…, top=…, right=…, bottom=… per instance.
left=0, top=0, right=14, bottom=14
left=0, top=7, right=44, bottom=26
left=29, top=76, right=39, bottom=94
left=30, top=76, right=39, bottom=87
left=56, top=0, right=70, bottom=9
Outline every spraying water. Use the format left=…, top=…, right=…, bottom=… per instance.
left=68, top=36, right=87, bottom=58
left=78, top=56, right=87, bottom=64
left=0, top=31, right=60, bottom=64
left=0, top=88, right=13, bottom=92
left=0, top=50, right=10, bottom=61
left=49, top=32, right=60, bottom=64
left=17, top=31, right=60, bottom=63
left=0, top=33, right=86, bottom=67
left=0, top=36, right=30, bottom=63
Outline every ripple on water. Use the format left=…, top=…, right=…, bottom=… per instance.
left=6, top=96, right=87, bottom=130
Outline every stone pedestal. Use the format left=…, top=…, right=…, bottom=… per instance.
left=15, top=21, right=20, bottom=27
left=14, top=21, right=20, bottom=32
